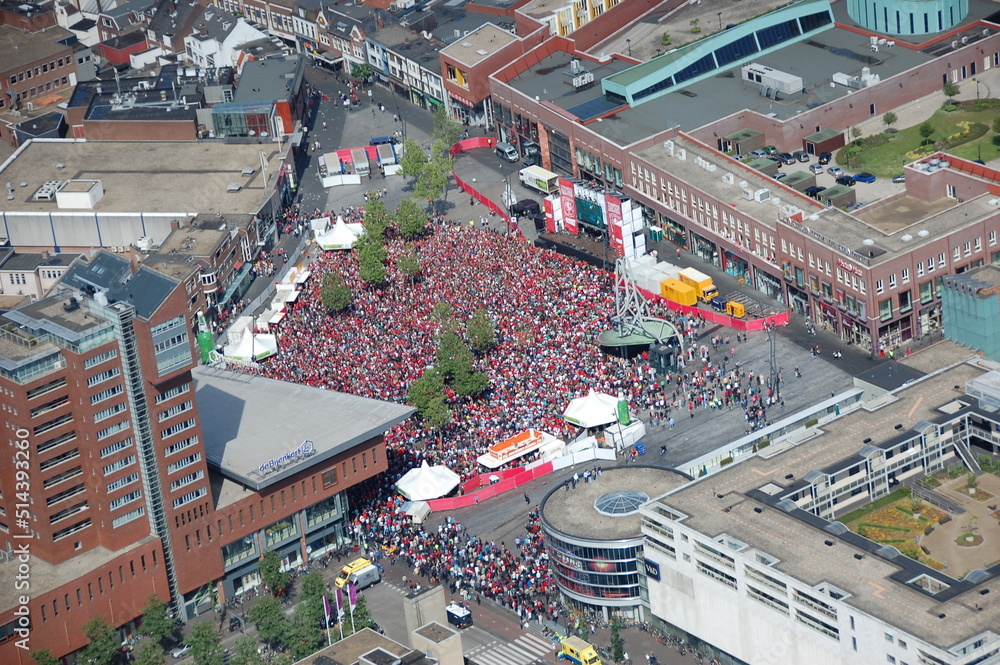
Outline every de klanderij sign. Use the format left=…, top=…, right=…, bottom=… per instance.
left=258, top=440, right=317, bottom=475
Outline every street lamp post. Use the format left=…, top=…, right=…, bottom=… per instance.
left=718, top=12, right=722, bottom=30
left=626, top=38, right=632, bottom=57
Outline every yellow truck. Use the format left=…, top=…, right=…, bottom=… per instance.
left=334, top=557, right=380, bottom=589
left=678, top=267, right=720, bottom=303
left=558, top=636, right=603, bottom=665
left=660, top=278, right=697, bottom=307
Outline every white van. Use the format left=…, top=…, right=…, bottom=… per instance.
left=344, top=562, right=381, bottom=590
left=495, top=142, right=519, bottom=162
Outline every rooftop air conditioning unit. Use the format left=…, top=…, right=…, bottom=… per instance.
left=754, top=188, right=770, bottom=203
left=676, top=148, right=686, bottom=160
left=722, top=172, right=735, bottom=184
left=742, top=188, right=754, bottom=200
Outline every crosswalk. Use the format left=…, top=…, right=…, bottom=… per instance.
left=466, top=632, right=556, bottom=665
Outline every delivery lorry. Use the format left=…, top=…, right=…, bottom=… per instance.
left=519, top=165, right=559, bottom=194
left=334, top=557, right=381, bottom=590
left=660, top=278, right=697, bottom=306
left=446, top=603, right=473, bottom=628
left=558, top=636, right=602, bottom=665
left=678, top=267, right=719, bottom=303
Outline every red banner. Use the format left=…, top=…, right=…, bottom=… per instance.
left=607, top=196, right=625, bottom=257
left=558, top=179, right=578, bottom=235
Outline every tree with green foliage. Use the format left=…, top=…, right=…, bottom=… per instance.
left=357, top=241, right=388, bottom=285
left=350, top=63, right=373, bottom=81
left=189, top=622, right=224, bottom=665
left=610, top=619, right=625, bottom=662
left=919, top=121, right=935, bottom=144
left=397, top=243, right=422, bottom=285
left=29, top=649, right=60, bottom=665
left=398, top=138, right=429, bottom=178
left=81, top=616, right=119, bottom=665
left=993, top=116, right=1000, bottom=135
left=395, top=198, right=429, bottom=239
left=259, top=550, right=291, bottom=597
left=452, top=366, right=489, bottom=397
left=943, top=80, right=960, bottom=101
left=287, top=598, right=325, bottom=659
left=301, top=571, right=326, bottom=603
left=345, top=596, right=375, bottom=634
left=882, top=111, right=897, bottom=130
left=140, top=595, right=175, bottom=646
left=321, top=272, right=352, bottom=312
left=134, top=640, right=166, bottom=665
left=851, top=127, right=862, bottom=140
left=248, top=596, right=290, bottom=647
left=466, top=308, right=496, bottom=354
left=423, top=395, right=452, bottom=436
left=414, top=143, right=452, bottom=205
left=431, top=301, right=454, bottom=324
left=436, top=331, right=473, bottom=378
left=363, top=196, right=389, bottom=238
left=690, top=17, right=701, bottom=33
left=431, top=106, right=463, bottom=147
left=407, top=366, right=446, bottom=413
left=230, top=636, right=265, bottom=665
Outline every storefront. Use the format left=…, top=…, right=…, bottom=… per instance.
left=690, top=231, right=719, bottom=266
left=753, top=266, right=782, bottom=302
left=841, top=313, right=872, bottom=351
left=722, top=250, right=750, bottom=282
left=918, top=304, right=942, bottom=338
left=819, top=301, right=839, bottom=334
left=658, top=213, right=687, bottom=248
left=878, top=316, right=914, bottom=354
left=786, top=284, right=809, bottom=316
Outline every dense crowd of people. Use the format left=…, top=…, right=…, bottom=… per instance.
left=246, top=218, right=780, bottom=618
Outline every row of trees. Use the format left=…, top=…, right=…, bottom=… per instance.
left=407, top=305, right=495, bottom=432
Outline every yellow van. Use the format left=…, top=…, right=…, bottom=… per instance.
left=334, top=557, right=374, bottom=589
left=558, top=636, right=602, bottom=665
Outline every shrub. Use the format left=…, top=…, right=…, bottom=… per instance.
left=757, top=440, right=770, bottom=450
left=720, top=456, right=734, bottom=466
left=661, top=33, right=671, bottom=45
left=942, top=104, right=958, bottom=112
left=805, top=418, right=818, bottom=428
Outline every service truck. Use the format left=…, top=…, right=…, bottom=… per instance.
left=660, top=278, right=697, bottom=307
left=519, top=165, right=559, bottom=194
left=678, top=267, right=719, bottom=303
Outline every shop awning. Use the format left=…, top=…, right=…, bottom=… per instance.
left=294, top=270, right=311, bottom=285
left=268, top=311, right=286, bottom=325
left=284, top=290, right=300, bottom=303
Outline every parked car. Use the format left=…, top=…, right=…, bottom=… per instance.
left=818, top=152, right=832, bottom=164
left=762, top=145, right=778, bottom=155
left=749, top=149, right=769, bottom=159
left=794, top=151, right=810, bottom=163
left=804, top=185, right=826, bottom=198
left=827, top=166, right=844, bottom=177
left=892, top=174, right=906, bottom=183
left=777, top=152, right=796, bottom=165
left=773, top=172, right=788, bottom=181
left=854, top=172, right=877, bottom=183
left=170, top=644, right=191, bottom=659
left=836, top=175, right=857, bottom=186
left=809, top=163, right=824, bottom=174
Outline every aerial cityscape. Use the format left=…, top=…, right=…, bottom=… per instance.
left=1, top=0, right=1000, bottom=664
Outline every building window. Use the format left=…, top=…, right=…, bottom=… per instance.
left=107, top=472, right=139, bottom=493
left=901, top=268, right=909, bottom=284
left=875, top=279, right=884, bottom=294
left=322, top=469, right=337, bottom=488
left=879, top=298, right=892, bottom=321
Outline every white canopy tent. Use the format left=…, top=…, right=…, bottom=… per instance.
left=222, top=332, right=278, bottom=361
left=316, top=216, right=364, bottom=251
left=563, top=389, right=619, bottom=428
left=394, top=460, right=461, bottom=501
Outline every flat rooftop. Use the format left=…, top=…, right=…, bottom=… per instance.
left=0, top=536, right=158, bottom=612
left=631, top=137, right=1000, bottom=265
left=193, top=366, right=415, bottom=491
left=646, top=360, right=1000, bottom=649
left=0, top=140, right=283, bottom=215
left=502, top=24, right=931, bottom=144
left=0, top=25, right=73, bottom=73
left=441, top=23, right=518, bottom=67
left=542, top=466, right=688, bottom=541
left=294, top=628, right=412, bottom=665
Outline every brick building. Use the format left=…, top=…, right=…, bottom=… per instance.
left=0, top=252, right=414, bottom=663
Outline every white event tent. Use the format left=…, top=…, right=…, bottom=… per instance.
left=394, top=461, right=461, bottom=501
left=563, top=389, right=619, bottom=428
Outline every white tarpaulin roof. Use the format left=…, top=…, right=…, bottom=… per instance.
left=223, top=333, right=278, bottom=361
left=309, top=216, right=331, bottom=233
left=316, top=216, right=364, bottom=251
left=394, top=460, right=461, bottom=501
left=563, top=389, right=619, bottom=428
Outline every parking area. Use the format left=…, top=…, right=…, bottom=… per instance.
left=767, top=151, right=906, bottom=206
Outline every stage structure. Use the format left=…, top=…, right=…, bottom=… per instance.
left=599, top=259, right=683, bottom=364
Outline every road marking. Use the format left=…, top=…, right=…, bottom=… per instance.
left=467, top=633, right=554, bottom=665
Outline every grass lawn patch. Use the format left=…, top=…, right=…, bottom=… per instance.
left=837, top=488, right=910, bottom=524
left=838, top=106, right=1000, bottom=176
left=956, top=532, right=984, bottom=547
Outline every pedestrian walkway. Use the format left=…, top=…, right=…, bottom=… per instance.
left=466, top=632, right=554, bottom=665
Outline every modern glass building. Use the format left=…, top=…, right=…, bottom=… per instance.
left=845, top=0, right=969, bottom=36
left=539, top=466, right=689, bottom=621
left=942, top=264, right=1000, bottom=361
